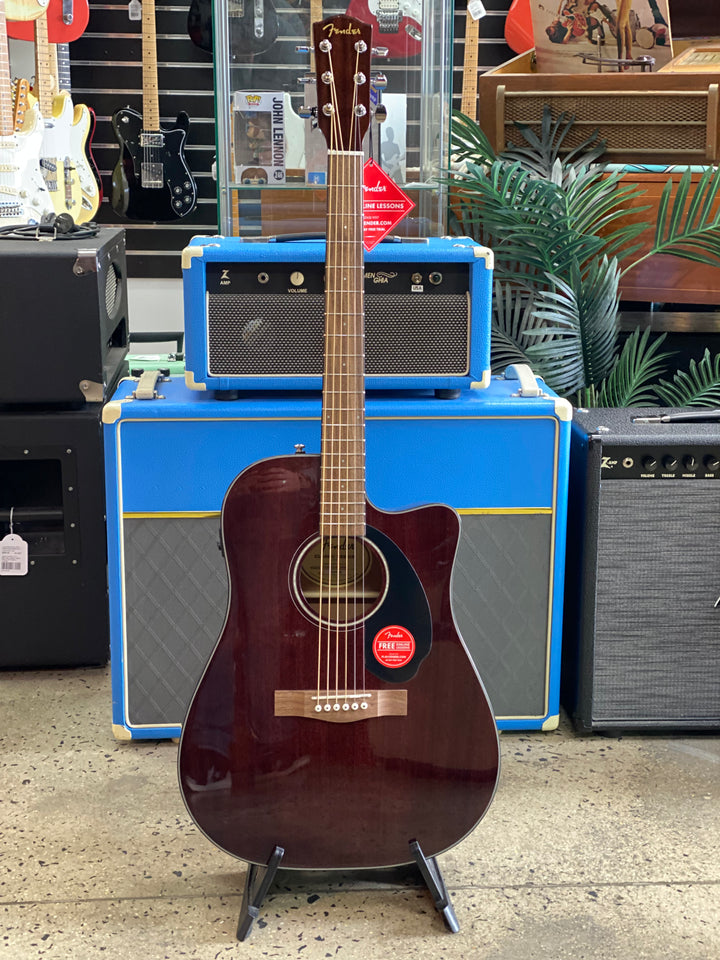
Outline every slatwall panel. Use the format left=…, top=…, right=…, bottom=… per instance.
left=452, top=0, right=514, bottom=110
left=68, top=1, right=513, bottom=278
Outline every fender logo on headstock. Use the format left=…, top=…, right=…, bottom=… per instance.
left=323, top=22, right=361, bottom=36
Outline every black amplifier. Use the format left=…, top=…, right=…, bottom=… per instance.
left=0, top=228, right=128, bottom=406
left=182, top=236, right=493, bottom=393
left=563, top=407, right=720, bottom=732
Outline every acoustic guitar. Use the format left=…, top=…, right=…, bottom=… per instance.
left=178, top=13, right=499, bottom=874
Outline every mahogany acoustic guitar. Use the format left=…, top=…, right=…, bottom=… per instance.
left=178, top=14, right=499, bottom=876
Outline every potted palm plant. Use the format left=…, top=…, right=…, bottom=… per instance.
left=448, top=107, right=720, bottom=407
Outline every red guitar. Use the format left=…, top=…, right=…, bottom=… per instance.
left=7, top=0, right=88, bottom=42
left=345, top=0, right=421, bottom=59
left=505, top=0, right=533, bottom=54
left=178, top=11, right=499, bottom=905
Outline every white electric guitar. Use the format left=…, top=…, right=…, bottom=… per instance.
left=34, top=8, right=83, bottom=218
left=0, top=1, right=53, bottom=225
left=55, top=43, right=99, bottom=221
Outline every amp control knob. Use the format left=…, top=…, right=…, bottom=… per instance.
left=642, top=455, right=657, bottom=471
left=704, top=454, right=720, bottom=472
left=683, top=455, right=697, bottom=471
left=662, top=454, right=678, bottom=471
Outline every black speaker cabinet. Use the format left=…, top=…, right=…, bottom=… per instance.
left=0, top=404, right=109, bottom=667
left=563, top=407, right=720, bottom=732
left=0, top=227, right=129, bottom=406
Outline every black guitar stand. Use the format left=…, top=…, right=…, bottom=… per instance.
left=236, top=839, right=459, bottom=941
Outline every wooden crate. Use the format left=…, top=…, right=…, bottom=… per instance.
left=477, top=51, right=720, bottom=165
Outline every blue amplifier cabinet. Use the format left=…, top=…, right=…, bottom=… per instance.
left=103, top=370, right=570, bottom=739
left=182, top=235, right=492, bottom=393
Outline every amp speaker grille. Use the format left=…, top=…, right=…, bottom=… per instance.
left=207, top=293, right=470, bottom=377
left=593, top=480, right=720, bottom=721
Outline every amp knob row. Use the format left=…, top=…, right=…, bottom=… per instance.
left=642, top=454, right=720, bottom=472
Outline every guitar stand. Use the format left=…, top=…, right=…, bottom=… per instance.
left=236, top=839, right=459, bottom=941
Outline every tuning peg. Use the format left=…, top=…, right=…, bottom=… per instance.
left=295, top=44, right=312, bottom=54
left=371, top=73, right=388, bottom=90
left=372, top=46, right=389, bottom=58
left=297, top=105, right=316, bottom=119
left=297, top=75, right=317, bottom=85
left=374, top=104, right=388, bottom=123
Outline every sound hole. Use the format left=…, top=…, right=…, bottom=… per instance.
left=293, top=535, right=388, bottom=626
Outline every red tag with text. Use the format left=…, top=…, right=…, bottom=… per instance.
left=362, top=160, right=415, bottom=251
left=372, top=626, right=416, bottom=669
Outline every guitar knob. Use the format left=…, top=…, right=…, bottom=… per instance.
left=174, top=186, right=182, bottom=194
left=184, top=196, right=192, bottom=204
left=174, top=200, right=182, bottom=209
left=184, top=181, right=191, bottom=190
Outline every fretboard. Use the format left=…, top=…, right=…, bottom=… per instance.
left=0, top=0, right=13, bottom=136
left=461, top=11, right=481, bottom=120
left=34, top=11, right=56, bottom=119
left=142, top=0, right=160, bottom=130
left=320, top=150, right=366, bottom=538
left=56, top=43, right=73, bottom=93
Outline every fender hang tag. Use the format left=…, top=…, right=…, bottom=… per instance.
left=0, top=534, right=29, bottom=576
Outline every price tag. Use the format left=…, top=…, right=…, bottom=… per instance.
left=468, top=0, right=486, bottom=19
left=0, top=534, right=29, bottom=576
left=128, top=0, right=141, bottom=20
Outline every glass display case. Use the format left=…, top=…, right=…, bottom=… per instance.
left=212, top=0, right=454, bottom=237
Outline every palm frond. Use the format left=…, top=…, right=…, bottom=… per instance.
left=629, top=166, right=720, bottom=271
left=653, top=350, right=720, bottom=407
left=584, top=328, right=674, bottom=407
left=450, top=110, right=498, bottom=166
left=501, top=107, right=607, bottom=183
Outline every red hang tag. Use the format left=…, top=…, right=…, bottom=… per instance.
left=362, top=159, right=416, bottom=252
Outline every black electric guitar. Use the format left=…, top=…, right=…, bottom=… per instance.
left=178, top=13, right=499, bottom=886
left=187, top=0, right=279, bottom=57
left=111, top=0, right=196, bottom=220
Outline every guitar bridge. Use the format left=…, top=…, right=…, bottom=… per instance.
left=274, top=689, right=407, bottom=722
left=141, top=162, right=164, bottom=189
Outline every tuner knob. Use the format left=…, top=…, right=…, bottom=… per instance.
left=642, top=455, right=657, bottom=471
left=682, top=454, right=697, bottom=471
left=372, top=46, right=389, bottom=58
left=662, top=454, right=678, bottom=471
left=704, top=454, right=720, bottom=472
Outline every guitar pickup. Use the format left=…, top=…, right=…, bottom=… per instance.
left=140, top=162, right=164, bottom=189
left=140, top=132, right=165, bottom=148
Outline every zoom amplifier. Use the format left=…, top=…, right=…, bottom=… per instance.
left=563, top=407, right=720, bottom=732
left=182, top=236, right=492, bottom=393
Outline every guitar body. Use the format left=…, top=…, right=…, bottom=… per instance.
left=7, top=0, right=89, bottom=41
left=110, top=106, right=196, bottom=221
left=5, top=0, right=46, bottom=21
left=0, top=99, right=53, bottom=225
left=345, top=0, right=421, bottom=60
left=39, top=90, right=83, bottom=217
left=504, top=0, right=533, bottom=54
left=187, top=0, right=279, bottom=57
left=178, top=454, right=500, bottom=871
left=74, top=103, right=102, bottom=217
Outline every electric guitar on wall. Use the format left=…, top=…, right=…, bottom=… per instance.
left=34, top=8, right=84, bottom=217
left=345, top=0, right=421, bottom=59
left=55, top=42, right=101, bottom=220
left=504, top=0, right=533, bottom=54
left=5, top=0, right=47, bottom=22
left=7, top=0, right=89, bottom=42
left=0, top=0, right=53, bottom=224
left=460, top=1, right=484, bottom=121
left=178, top=12, right=499, bottom=888
left=187, top=0, right=279, bottom=57
left=111, top=0, right=197, bottom=220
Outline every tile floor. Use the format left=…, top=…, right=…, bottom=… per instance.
left=1, top=666, right=719, bottom=959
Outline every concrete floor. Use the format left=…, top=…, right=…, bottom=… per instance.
left=1, top=666, right=719, bottom=959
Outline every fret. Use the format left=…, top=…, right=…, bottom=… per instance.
left=34, top=11, right=55, bottom=120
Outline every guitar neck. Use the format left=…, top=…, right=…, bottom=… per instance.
left=0, top=0, right=13, bottom=136
left=460, top=11, right=481, bottom=119
left=55, top=43, right=73, bottom=92
left=321, top=150, right=366, bottom=537
left=34, top=12, right=56, bottom=118
left=142, top=0, right=161, bottom=130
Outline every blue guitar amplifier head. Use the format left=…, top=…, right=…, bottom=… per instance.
left=181, top=236, right=493, bottom=393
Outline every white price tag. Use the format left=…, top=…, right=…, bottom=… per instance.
left=0, top=534, right=29, bottom=576
left=468, top=0, right=487, bottom=19
left=128, top=0, right=141, bottom=20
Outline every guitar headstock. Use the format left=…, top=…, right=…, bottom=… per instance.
left=312, top=14, right=373, bottom=153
